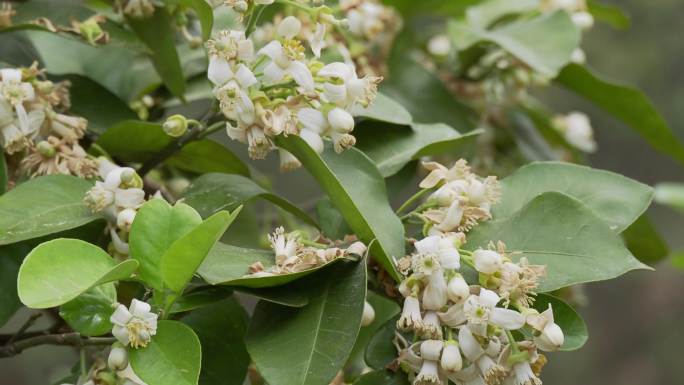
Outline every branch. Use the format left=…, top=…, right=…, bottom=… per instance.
left=0, top=333, right=115, bottom=358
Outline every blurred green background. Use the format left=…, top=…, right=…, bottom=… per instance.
left=1, top=0, right=684, bottom=383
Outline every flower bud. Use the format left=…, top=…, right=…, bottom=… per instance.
left=536, top=322, right=564, bottom=352
left=36, top=140, right=56, bottom=157
left=422, top=271, right=448, bottom=311
left=327, top=107, right=355, bottom=133
left=447, top=274, right=469, bottom=303
left=234, top=0, right=248, bottom=13
left=163, top=114, right=188, bottom=137
left=361, top=300, right=375, bottom=327
left=420, top=340, right=443, bottom=361
left=277, top=16, right=302, bottom=39
left=117, top=208, right=137, bottom=232
left=440, top=341, right=462, bottom=372
left=119, top=168, right=143, bottom=189
left=427, top=34, right=450, bottom=57
left=472, top=249, right=503, bottom=274
left=396, top=296, right=422, bottom=332
left=107, top=345, right=128, bottom=370
left=571, top=11, right=594, bottom=30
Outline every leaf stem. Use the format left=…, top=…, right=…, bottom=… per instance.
left=396, top=188, right=431, bottom=215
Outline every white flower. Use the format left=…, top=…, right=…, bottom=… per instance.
left=85, top=163, right=145, bottom=214
left=206, top=29, right=254, bottom=62
left=427, top=34, right=451, bottom=57
left=277, top=16, right=302, bottom=39
left=258, top=40, right=314, bottom=91
left=420, top=311, right=443, bottom=340
left=463, top=288, right=525, bottom=336
left=397, top=296, right=422, bottom=332
left=415, top=340, right=443, bottom=385
left=447, top=274, right=470, bottom=303
left=446, top=363, right=486, bottom=385
left=110, top=299, right=158, bottom=348
left=440, top=341, right=463, bottom=372
left=527, top=304, right=564, bottom=351
left=317, top=62, right=380, bottom=108
left=309, top=23, right=326, bottom=58
left=415, top=234, right=461, bottom=270
left=571, top=11, right=594, bottom=30
left=208, top=58, right=257, bottom=90
left=108, top=345, right=129, bottom=371
left=419, top=160, right=469, bottom=189
left=268, top=226, right=299, bottom=266
left=431, top=201, right=464, bottom=234
left=346, top=2, right=385, bottom=39
left=361, top=300, right=375, bottom=326
left=509, top=361, right=542, bottom=385
left=556, top=112, right=596, bottom=153
left=279, top=149, right=301, bottom=171
left=0, top=68, right=35, bottom=133
left=472, top=249, right=503, bottom=275
left=422, top=271, right=448, bottom=311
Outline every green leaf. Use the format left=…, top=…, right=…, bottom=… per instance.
left=466, top=192, right=650, bottom=292
left=129, top=199, right=203, bottom=290
left=355, top=122, right=481, bottom=177
left=126, top=7, right=185, bottom=97
left=587, top=0, right=630, bottom=30
left=235, top=286, right=309, bottom=307
left=494, top=162, right=654, bottom=232
left=353, top=370, right=409, bottom=385
left=182, top=298, right=249, bottom=385
left=556, top=64, right=684, bottom=166
left=246, top=260, right=367, bottom=385
left=183, top=172, right=317, bottom=226
left=0, top=32, right=42, bottom=67
left=96, top=120, right=171, bottom=162
left=167, top=139, right=250, bottom=177
left=316, top=197, right=352, bottom=240
left=654, top=182, right=684, bottom=212
left=197, top=241, right=343, bottom=289
left=622, top=214, right=669, bottom=265
left=450, top=11, right=580, bottom=77
left=352, top=93, right=412, bottom=126
left=0, top=153, right=6, bottom=194
left=59, top=283, right=117, bottom=336
left=346, top=292, right=401, bottom=380
left=0, top=245, right=23, bottom=326
left=130, top=320, right=202, bottom=385
left=384, top=56, right=474, bottom=129
left=0, top=175, right=99, bottom=245
left=170, top=286, right=234, bottom=314
left=364, top=318, right=397, bottom=370
left=162, top=209, right=239, bottom=293
left=17, top=238, right=138, bottom=308
left=276, top=137, right=404, bottom=280
left=533, top=294, right=588, bottom=351
left=164, top=0, right=214, bottom=40
left=53, top=74, right=137, bottom=135
left=465, top=0, right=540, bottom=28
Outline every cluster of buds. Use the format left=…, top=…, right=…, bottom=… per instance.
left=84, top=158, right=146, bottom=257
left=552, top=111, right=597, bottom=153
left=206, top=11, right=382, bottom=170
left=540, top=0, right=594, bottom=30
left=393, top=160, right=561, bottom=385
left=414, top=160, right=501, bottom=235
left=0, top=65, right=98, bottom=178
left=247, top=226, right=367, bottom=276
left=115, top=0, right=156, bottom=19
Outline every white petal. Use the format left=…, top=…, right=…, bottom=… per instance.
left=0, top=68, right=22, bottom=82
left=287, top=61, right=314, bottom=91
left=439, top=247, right=460, bottom=269
left=207, top=57, right=234, bottom=86
left=478, top=288, right=500, bottom=308
left=129, top=299, right=152, bottom=317
left=235, top=64, right=257, bottom=88
left=323, top=83, right=348, bottom=106
left=318, top=62, right=354, bottom=80
left=263, top=61, right=287, bottom=84
left=438, top=303, right=467, bottom=327
left=277, top=16, right=301, bottom=39
left=326, top=107, right=354, bottom=133
left=458, top=326, right=484, bottom=361
left=112, top=325, right=130, bottom=346
left=110, top=304, right=133, bottom=325
left=415, top=235, right=440, bottom=255
left=297, top=108, right=328, bottom=133
left=257, top=40, right=283, bottom=59
left=13, top=103, right=30, bottom=134
left=299, top=128, right=324, bottom=153
left=489, top=308, right=525, bottom=330
left=115, top=188, right=145, bottom=209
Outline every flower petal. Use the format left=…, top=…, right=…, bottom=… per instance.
left=297, top=108, right=328, bottom=133
left=490, top=308, right=525, bottom=330
left=287, top=61, right=314, bottom=91
left=207, top=57, right=234, bottom=86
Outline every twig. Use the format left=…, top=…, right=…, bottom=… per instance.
left=0, top=333, right=115, bottom=358
left=5, top=312, right=42, bottom=346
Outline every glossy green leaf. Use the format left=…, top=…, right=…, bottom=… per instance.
left=494, top=162, right=654, bottom=232
left=277, top=138, right=404, bottom=280
left=465, top=0, right=539, bottom=28
left=0, top=245, right=23, bottom=326
left=352, top=93, right=412, bottom=126
left=162, top=209, right=239, bottom=293
left=54, top=74, right=137, bottom=135
left=183, top=172, right=317, bottom=226
left=198, top=241, right=343, bottom=289
left=246, top=260, right=367, bottom=385
left=346, top=292, right=401, bottom=379
left=126, top=7, right=185, bottom=97
left=355, top=122, right=481, bottom=177
left=17, top=238, right=138, bottom=308
left=0, top=32, right=42, bottom=67
left=164, top=0, right=214, bottom=40
left=467, top=192, right=650, bottom=292
left=354, top=370, right=409, bottom=385
left=235, top=286, right=309, bottom=307
left=557, top=64, right=684, bottom=166
left=383, top=57, right=474, bottom=129
left=167, top=139, right=250, bottom=176
left=59, top=283, right=117, bottom=336
left=129, top=199, right=203, bottom=290
left=96, top=120, right=171, bottom=162
left=130, top=320, right=202, bottom=385
left=365, top=318, right=397, bottom=370
left=622, top=214, right=669, bottom=265
left=316, top=197, right=352, bottom=240
left=588, top=0, right=630, bottom=30
left=0, top=175, right=99, bottom=245
left=170, top=286, right=234, bottom=314
left=533, top=294, right=588, bottom=351
left=182, top=298, right=249, bottom=385
left=450, top=11, right=580, bottom=77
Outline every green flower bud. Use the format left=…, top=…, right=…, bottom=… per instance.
left=120, top=169, right=143, bottom=189
left=79, top=18, right=105, bottom=45
left=36, top=140, right=56, bottom=158
left=163, top=114, right=188, bottom=137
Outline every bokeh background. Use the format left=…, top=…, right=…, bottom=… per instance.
left=1, top=0, right=684, bottom=383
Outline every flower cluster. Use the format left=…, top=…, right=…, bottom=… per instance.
left=248, top=226, right=367, bottom=276
left=552, top=111, right=597, bottom=153
left=0, top=64, right=97, bottom=178
left=84, top=158, right=146, bottom=257
left=416, top=160, right=501, bottom=235
left=393, top=161, right=561, bottom=385
left=206, top=12, right=382, bottom=170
